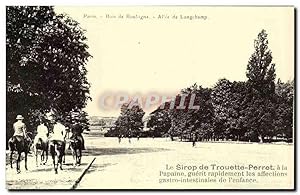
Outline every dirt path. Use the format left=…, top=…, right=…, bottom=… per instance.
left=6, top=132, right=294, bottom=190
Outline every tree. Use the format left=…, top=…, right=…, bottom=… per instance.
left=229, top=81, right=248, bottom=140
left=112, top=102, right=145, bottom=137
left=148, top=103, right=171, bottom=137
left=243, top=29, right=277, bottom=142
left=246, top=30, right=276, bottom=95
left=64, top=110, right=90, bottom=133
left=211, top=79, right=248, bottom=141
left=211, top=79, right=232, bottom=139
left=168, top=84, right=214, bottom=141
left=184, top=85, right=214, bottom=141
left=274, top=79, right=294, bottom=140
left=6, top=6, right=91, bottom=144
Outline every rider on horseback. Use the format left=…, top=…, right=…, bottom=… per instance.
left=70, top=123, right=85, bottom=150
left=49, top=118, right=67, bottom=173
left=9, top=115, right=32, bottom=173
left=33, top=118, right=49, bottom=145
left=33, top=118, right=49, bottom=166
left=49, top=118, right=67, bottom=145
left=11, top=115, right=31, bottom=146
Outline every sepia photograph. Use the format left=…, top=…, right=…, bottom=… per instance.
left=5, top=6, right=295, bottom=190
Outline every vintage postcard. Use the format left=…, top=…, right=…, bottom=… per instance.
left=6, top=6, right=295, bottom=190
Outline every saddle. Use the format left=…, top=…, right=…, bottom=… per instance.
left=9, top=135, right=31, bottom=151
left=13, top=135, right=24, bottom=143
left=49, top=140, right=65, bottom=154
left=36, top=138, right=48, bottom=149
left=10, top=135, right=32, bottom=144
left=49, top=140, right=65, bottom=147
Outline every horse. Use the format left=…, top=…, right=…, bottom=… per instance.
left=69, top=133, right=83, bottom=166
left=8, top=133, right=33, bottom=174
left=49, top=140, right=65, bottom=174
left=34, top=138, right=49, bottom=166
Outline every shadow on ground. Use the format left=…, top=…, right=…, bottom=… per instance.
left=6, top=177, right=74, bottom=190
left=81, top=147, right=170, bottom=156
left=86, top=163, right=117, bottom=174
left=28, top=162, right=89, bottom=173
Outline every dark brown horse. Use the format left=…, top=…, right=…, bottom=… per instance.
left=8, top=134, right=32, bottom=174
left=69, top=134, right=83, bottom=166
left=34, top=138, right=49, bottom=166
left=49, top=140, right=65, bottom=174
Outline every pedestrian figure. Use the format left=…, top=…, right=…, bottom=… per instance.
left=118, top=134, right=121, bottom=143
left=128, top=133, right=131, bottom=143
left=192, top=133, right=197, bottom=147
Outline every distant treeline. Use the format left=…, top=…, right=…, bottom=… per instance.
left=105, top=30, right=294, bottom=143
left=89, top=116, right=117, bottom=126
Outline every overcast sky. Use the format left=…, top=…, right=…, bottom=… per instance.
left=55, top=6, right=294, bottom=117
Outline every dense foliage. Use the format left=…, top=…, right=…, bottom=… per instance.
left=7, top=6, right=91, bottom=144
left=114, top=30, right=293, bottom=143
left=108, top=102, right=145, bottom=137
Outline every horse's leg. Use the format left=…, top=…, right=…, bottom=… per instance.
left=70, top=145, right=75, bottom=166
left=62, top=153, right=65, bottom=164
left=62, top=143, right=65, bottom=168
left=9, top=142, right=14, bottom=169
left=10, top=149, right=14, bottom=169
left=44, top=145, right=48, bottom=165
left=17, top=152, right=21, bottom=174
left=53, top=154, right=58, bottom=174
left=54, top=158, right=58, bottom=174
left=35, top=146, right=39, bottom=167
left=74, top=147, right=78, bottom=167
left=75, top=149, right=79, bottom=165
left=41, top=149, right=43, bottom=162
left=58, top=146, right=63, bottom=170
left=25, top=152, right=28, bottom=170
left=59, top=154, right=63, bottom=170
left=78, top=149, right=82, bottom=166
left=62, top=143, right=66, bottom=164
left=41, top=149, right=45, bottom=164
left=72, top=145, right=77, bottom=167
left=50, top=145, right=57, bottom=174
left=54, top=145, right=59, bottom=174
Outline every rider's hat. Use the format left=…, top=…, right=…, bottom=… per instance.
left=16, top=115, right=24, bottom=120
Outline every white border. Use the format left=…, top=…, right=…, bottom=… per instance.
left=0, top=1, right=298, bottom=195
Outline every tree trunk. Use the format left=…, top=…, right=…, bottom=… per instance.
left=258, top=134, right=263, bottom=143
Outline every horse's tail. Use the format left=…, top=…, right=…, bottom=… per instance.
left=37, top=138, right=43, bottom=145
left=54, top=141, right=65, bottom=155
left=73, top=136, right=83, bottom=150
left=35, top=138, right=43, bottom=150
left=71, top=135, right=84, bottom=150
left=53, top=142, right=59, bottom=156
left=8, top=137, right=15, bottom=152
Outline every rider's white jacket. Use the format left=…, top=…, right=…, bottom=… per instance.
left=34, top=124, right=48, bottom=143
left=50, top=123, right=66, bottom=141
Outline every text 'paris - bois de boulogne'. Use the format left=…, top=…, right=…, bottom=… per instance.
left=83, top=13, right=208, bottom=21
